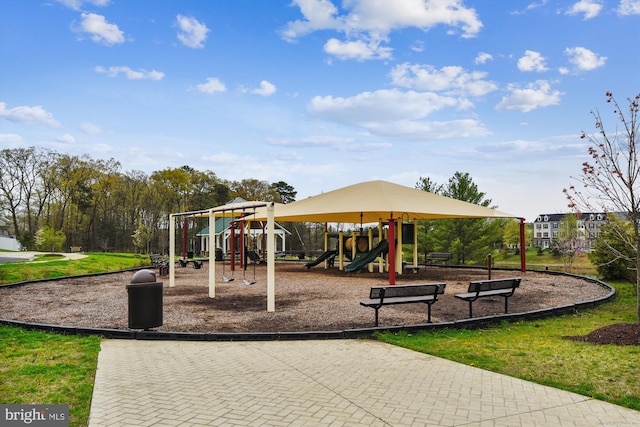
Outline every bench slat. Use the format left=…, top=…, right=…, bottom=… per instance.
left=455, top=289, right=515, bottom=300
left=360, top=295, right=438, bottom=307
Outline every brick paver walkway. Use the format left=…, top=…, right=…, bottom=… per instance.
left=88, top=339, right=640, bottom=426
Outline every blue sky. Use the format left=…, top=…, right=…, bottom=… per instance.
left=1, top=0, right=638, bottom=221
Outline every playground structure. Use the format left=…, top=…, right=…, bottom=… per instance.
left=168, top=180, right=524, bottom=314
left=304, top=221, right=418, bottom=274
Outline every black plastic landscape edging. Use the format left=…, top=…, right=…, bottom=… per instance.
left=0, top=268, right=616, bottom=341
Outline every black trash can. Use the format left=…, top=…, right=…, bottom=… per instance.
left=126, top=269, right=163, bottom=329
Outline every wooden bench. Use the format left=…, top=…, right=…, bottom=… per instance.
left=425, top=252, right=451, bottom=265
left=360, top=283, right=446, bottom=327
left=454, top=278, right=521, bottom=318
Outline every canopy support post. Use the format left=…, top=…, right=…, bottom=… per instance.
left=208, top=209, right=215, bottom=298
left=388, top=213, right=396, bottom=285
left=520, top=217, right=527, bottom=272
left=169, top=214, right=175, bottom=287
left=267, top=203, right=275, bottom=312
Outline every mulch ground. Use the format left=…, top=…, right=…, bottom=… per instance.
left=0, top=261, right=637, bottom=345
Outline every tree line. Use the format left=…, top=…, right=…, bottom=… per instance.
left=0, top=147, right=297, bottom=253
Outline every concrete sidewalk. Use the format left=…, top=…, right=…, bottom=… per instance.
left=88, top=339, right=640, bottom=426
left=0, top=251, right=87, bottom=263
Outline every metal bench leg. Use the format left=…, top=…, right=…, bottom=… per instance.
left=374, top=308, right=379, bottom=327
left=504, top=297, right=509, bottom=313
left=427, top=304, right=432, bottom=323
left=468, top=301, right=473, bottom=318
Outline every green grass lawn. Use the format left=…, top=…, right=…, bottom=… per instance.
left=0, top=252, right=149, bottom=285
left=0, top=326, right=101, bottom=427
left=0, top=252, right=148, bottom=426
left=378, top=280, right=640, bottom=411
left=493, top=247, right=598, bottom=276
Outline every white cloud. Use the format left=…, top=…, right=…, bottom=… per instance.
left=308, top=89, right=460, bottom=123
left=566, top=0, right=603, bottom=19
left=495, top=80, right=562, bottom=112
left=55, top=0, right=110, bottom=11
left=475, top=52, right=493, bottom=64
left=56, top=133, right=76, bottom=144
left=389, top=63, right=497, bottom=97
left=0, top=102, right=62, bottom=127
left=511, top=0, right=549, bottom=15
left=95, top=66, right=164, bottom=80
left=77, top=13, right=124, bottom=45
left=195, top=77, right=227, bottom=94
left=282, top=0, right=483, bottom=61
left=565, top=47, right=607, bottom=71
left=517, top=50, right=549, bottom=72
left=410, top=40, right=425, bottom=52
left=176, top=15, right=210, bottom=49
left=365, top=119, right=490, bottom=140
left=280, top=0, right=343, bottom=41
left=306, top=88, right=489, bottom=140
left=79, top=122, right=105, bottom=134
left=324, top=38, right=392, bottom=61
left=618, top=0, right=640, bottom=15
left=250, top=81, right=277, bottom=97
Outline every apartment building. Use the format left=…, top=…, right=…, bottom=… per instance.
left=532, top=212, right=609, bottom=249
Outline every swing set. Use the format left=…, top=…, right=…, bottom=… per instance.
left=168, top=201, right=276, bottom=312
left=221, top=206, right=259, bottom=285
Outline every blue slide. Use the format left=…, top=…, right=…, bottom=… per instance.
left=305, top=250, right=338, bottom=269
left=345, top=240, right=389, bottom=272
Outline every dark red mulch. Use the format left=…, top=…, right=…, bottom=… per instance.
left=565, top=323, right=640, bottom=346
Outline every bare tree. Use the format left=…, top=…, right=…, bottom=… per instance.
left=0, top=147, right=53, bottom=248
left=564, top=92, right=639, bottom=322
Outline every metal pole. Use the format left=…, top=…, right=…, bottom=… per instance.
left=388, top=213, right=396, bottom=285
left=267, top=203, right=275, bottom=312
left=169, top=214, right=175, bottom=287
left=520, top=218, right=527, bottom=272
left=208, top=209, right=215, bottom=298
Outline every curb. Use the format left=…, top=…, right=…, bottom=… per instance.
left=0, top=269, right=616, bottom=341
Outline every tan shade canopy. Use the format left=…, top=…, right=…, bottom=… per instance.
left=248, top=180, right=517, bottom=223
